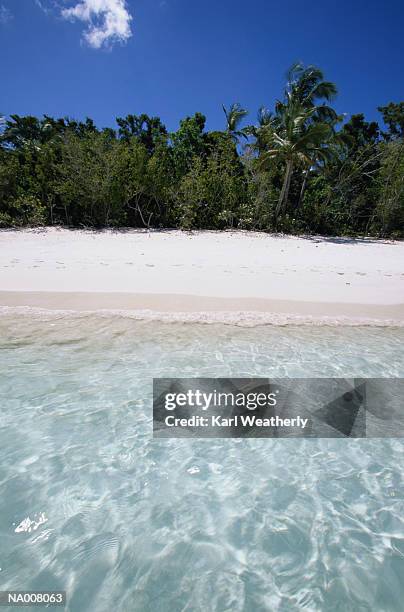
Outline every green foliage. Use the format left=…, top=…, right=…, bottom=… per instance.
left=378, top=102, right=404, bottom=140
left=0, top=67, right=403, bottom=237
left=175, top=136, right=247, bottom=229
left=240, top=154, right=279, bottom=230
left=341, top=114, right=380, bottom=151
left=374, top=141, right=404, bottom=236
left=171, top=112, right=207, bottom=178
left=54, top=132, right=126, bottom=227
left=222, top=103, right=249, bottom=143
left=116, top=114, right=167, bottom=154
left=0, top=194, right=46, bottom=227
left=254, top=63, right=342, bottom=219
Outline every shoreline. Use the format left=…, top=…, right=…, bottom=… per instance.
left=1, top=295, right=403, bottom=327
left=1, top=229, right=403, bottom=326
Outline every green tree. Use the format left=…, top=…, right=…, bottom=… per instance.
left=0, top=69, right=402, bottom=237
left=342, top=114, right=380, bottom=151
left=256, top=63, right=339, bottom=217
left=116, top=114, right=167, bottom=154
left=246, top=107, right=274, bottom=153
left=378, top=102, right=404, bottom=140
left=222, top=103, right=248, bottom=143
left=56, top=131, right=124, bottom=227
left=171, top=112, right=207, bottom=177
left=0, top=115, right=65, bottom=150
left=375, top=140, right=404, bottom=236
left=316, top=114, right=383, bottom=234
left=175, top=135, right=247, bottom=229
left=278, top=62, right=338, bottom=123
left=261, top=103, right=335, bottom=216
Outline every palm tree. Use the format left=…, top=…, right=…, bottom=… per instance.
left=279, top=63, right=338, bottom=120
left=222, top=103, right=248, bottom=143
left=246, top=106, right=274, bottom=153
left=258, top=63, right=339, bottom=215
left=261, top=102, right=335, bottom=216
left=0, top=114, right=58, bottom=150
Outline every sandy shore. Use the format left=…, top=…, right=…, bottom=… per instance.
left=0, top=228, right=403, bottom=324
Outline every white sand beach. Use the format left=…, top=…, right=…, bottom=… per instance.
left=0, top=228, right=403, bottom=324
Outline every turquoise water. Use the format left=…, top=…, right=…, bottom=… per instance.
left=1, top=313, right=404, bottom=611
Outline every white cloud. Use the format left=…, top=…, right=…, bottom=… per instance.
left=0, top=4, right=13, bottom=24
left=61, top=0, right=132, bottom=49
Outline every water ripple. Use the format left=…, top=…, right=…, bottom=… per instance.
left=0, top=314, right=403, bottom=611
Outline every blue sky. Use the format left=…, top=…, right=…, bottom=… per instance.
left=1, top=0, right=403, bottom=132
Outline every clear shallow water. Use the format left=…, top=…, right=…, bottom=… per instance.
left=0, top=313, right=404, bottom=611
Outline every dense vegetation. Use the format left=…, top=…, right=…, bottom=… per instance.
left=1, top=64, right=403, bottom=236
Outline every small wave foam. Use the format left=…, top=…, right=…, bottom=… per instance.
left=0, top=305, right=403, bottom=328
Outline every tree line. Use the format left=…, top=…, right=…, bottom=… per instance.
left=1, top=63, right=403, bottom=237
